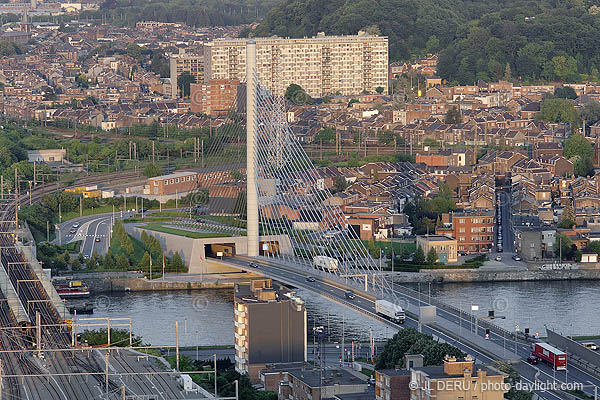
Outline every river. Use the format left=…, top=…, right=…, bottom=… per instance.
left=84, top=280, right=600, bottom=346
left=87, top=287, right=391, bottom=346
left=410, top=280, right=600, bottom=337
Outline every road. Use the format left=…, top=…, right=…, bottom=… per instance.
left=55, top=210, right=139, bottom=258
left=221, top=256, right=600, bottom=400
left=178, top=343, right=384, bottom=368
left=498, top=187, right=515, bottom=253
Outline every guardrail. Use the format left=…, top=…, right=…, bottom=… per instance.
left=236, top=255, right=525, bottom=348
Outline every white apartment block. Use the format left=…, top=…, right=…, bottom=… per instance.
left=204, top=31, right=388, bottom=98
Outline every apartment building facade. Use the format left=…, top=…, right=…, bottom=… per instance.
left=190, top=79, right=243, bottom=116
left=234, top=279, right=307, bottom=383
left=204, top=31, right=388, bottom=98
left=439, top=211, right=495, bottom=254
left=410, top=356, right=508, bottom=400
left=170, top=49, right=204, bottom=98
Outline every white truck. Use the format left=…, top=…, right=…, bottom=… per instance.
left=375, top=300, right=405, bottom=324
left=313, top=256, right=339, bottom=272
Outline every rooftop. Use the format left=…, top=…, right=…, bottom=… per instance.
left=417, top=234, right=455, bottom=242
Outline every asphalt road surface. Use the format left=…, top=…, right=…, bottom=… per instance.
left=223, top=256, right=600, bottom=400
left=55, top=211, right=136, bottom=258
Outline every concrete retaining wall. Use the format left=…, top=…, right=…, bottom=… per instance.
left=547, top=329, right=600, bottom=369
left=394, top=268, right=600, bottom=283
left=82, top=277, right=235, bottom=293
left=125, top=224, right=292, bottom=275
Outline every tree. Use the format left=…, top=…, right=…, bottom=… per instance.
left=170, top=251, right=185, bottom=271
left=347, top=99, right=359, bottom=108
left=375, top=86, right=384, bottom=94
left=444, top=106, right=462, bottom=124
left=536, top=98, right=580, bottom=128
left=140, top=251, right=151, bottom=269
left=314, top=128, right=336, bottom=144
left=552, top=55, right=578, bottom=82
left=414, top=246, right=425, bottom=264
left=558, top=201, right=575, bottom=228
left=177, top=72, right=196, bottom=98
left=554, top=86, right=577, bottom=99
left=116, top=254, right=130, bottom=269
left=426, top=247, right=438, bottom=265
left=554, top=233, right=576, bottom=261
left=564, top=134, right=594, bottom=176
left=376, top=328, right=465, bottom=369
left=581, top=101, right=600, bottom=125
left=362, top=24, right=381, bottom=36
left=284, top=84, right=313, bottom=105
left=143, top=163, right=162, bottom=178
left=503, top=63, right=512, bottom=81
left=425, top=35, right=440, bottom=54
left=333, top=175, right=348, bottom=192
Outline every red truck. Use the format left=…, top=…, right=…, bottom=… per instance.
left=531, top=342, right=567, bottom=370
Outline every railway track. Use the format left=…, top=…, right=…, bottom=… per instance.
left=0, top=195, right=111, bottom=399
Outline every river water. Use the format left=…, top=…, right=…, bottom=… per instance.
left=86, top=280, right=600, bottom=346
left=87, top=287, right=391, bottom=346
left=410, top=280, right=600, bottom=337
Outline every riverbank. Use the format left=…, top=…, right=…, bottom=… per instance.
left=394, top=267, right=600, bottom=283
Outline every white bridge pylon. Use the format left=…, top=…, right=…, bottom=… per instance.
left=244, top=40, right=392, bottom=298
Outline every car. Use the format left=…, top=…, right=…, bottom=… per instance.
left=512, top=255, right=522, bottom=261
left=306, top=276, right=316, bottom=282
left=583, top=342, right=599, bottom=351
left=249, top=262, right=258, bottom=268
left=95, top=237, right=101, bottom=242
left=495, top=256, right=502, bottom=262
left=497, top=247, right=503, bottom=253
left=138, top=208, right=148, bottom=214
left=83, top=254, right=89, bottom=259
left=72, top=223, right=79, bottom=228
left=526, top=355, right=538, bottom=364
left=345, top=290, right=356, bottom=300
left=69, top=229, right=76, bottom=234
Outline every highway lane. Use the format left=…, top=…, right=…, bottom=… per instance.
left=223, top=257, right=598, bottom=399
left=56, top=210, right=137, bottom=257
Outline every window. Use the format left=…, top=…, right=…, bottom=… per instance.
left=458, top=219, right=465, bottom=224
left=459, top=228, right=465, bottom=233
left=164, top=180, right=168, bottom=185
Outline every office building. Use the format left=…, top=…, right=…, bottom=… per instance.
left=204, top=31, right=388, bottom=98
left=234, top=278, right=307, bottom=382
left=170, top=49, right=204, bottom=98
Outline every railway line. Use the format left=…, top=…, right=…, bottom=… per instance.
left=0, top=192, right=113, bottom=398
left=0, top=169, right=191, bottom=398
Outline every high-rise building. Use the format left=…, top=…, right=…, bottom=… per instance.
left=204, top=31, right=388, bottom=98
left=234, top=278, right=306, bottom=382
left=169, top=49, right=204, bottom=98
